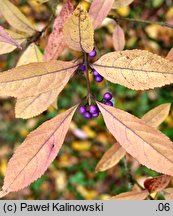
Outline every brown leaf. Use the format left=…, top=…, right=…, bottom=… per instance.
left=163, top=188, right=173, bottom=200
left=96, top=103, right=171, bottom=172
left=112, top=24, right=125, bottom=51
left=92, top=50, right=173, bottom=90
left=108, top=190, right=149, bottom=200
left=89, top=0, right=114, bottom=29
left=63, top=4, right=94, bottom=53
left=95, top=143, right=126, bottom=172
left=97, top=102, right=173, bottom=176
left=0, top=60, right=78, bottom=118
left=113, top=0, right=134, bottom=9
left=0, top=26, right=21, bottom=48
left=44, top=0, right=74, bottom=61
left=0, top=30, right=26, bottom=55
left=142, top=103, right=171, bottom=127
left=0, top=105, right=78, bottom=198
left=0, top=0, right=36, bottom=35
left=144, top=175, right=171, bottom=193
left=166, top=48, right=173, bottom=62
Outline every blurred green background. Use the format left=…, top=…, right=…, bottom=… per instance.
left=0, top=0, right=173, bottom=199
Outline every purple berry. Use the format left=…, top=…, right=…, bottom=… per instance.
left=95, top=75, right=103, bottom=82
left=79, top=64, right=86, bottom=71
left=104, top=101, right=113, bottom=106
left=84, top=111, right=92, bottom=119
left=89, top=49, right=97, bottom=57
left=92, top=112, right=99, bottom=118
left=89, top=105, right=99, bottom=114
left=93, top=69, right=99, bottom=76
left=79, top=105, right=86, bottom=114
left=103, top=92, right=113, bottom=101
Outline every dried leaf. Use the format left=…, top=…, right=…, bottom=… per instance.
left=144, top=175, right=171, bottom=193
left=166, top=48, right=173, bottom=62
left=0, top=0, right=36, bottom=35
left=97, top=102, right=173, bottom=176
left=163, top=188, right=173, bottom=200
left=0, top=105, right=78, bottom=198
left=95, top=143, right=126, bottom=172
left=113, top=0, right=134, bottom=9
left=0, top=30, right=26, bottom=55
left=142, top=103, right=171, bottom=127
left=108, top=190, right=149, bottom=200
left=44, top=0, right=74, bottom=61
left=95, top=103, right=171, bottom=172
left=112, top=24, right=125, bottom=51
left=63, top=4, right=94, bottom=53
left=92, top=50, right=173, bottom=90
left=17, top=43, right=43, bottom=66
left=0, top=60, right=78, bottom=118
left=0, top=26, right=21, bottom=49
left=89, top=0, right=114, bottom=29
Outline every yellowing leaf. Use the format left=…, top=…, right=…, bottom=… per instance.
left=113, top=0, right=134, bottom=9
left=166, top=48, right=173, bottom=62
left=95, top=143, right=126, bottom=172
left=0, top=61, right=78, bottom=118
left=97, top=102, right=173, bottom=176
left=96, top=103, right=171, bottom=172
left=17, top=43, right=43, bottom=66
left=0, top=105, right=78, bottom=198
left=0, top=26, right=21, bottom=49
left=108, top=190, right=149, bottom=200
left=0, top=31, right=26, bottom=55
left=112, top=24, right=125, bottom=51
left=142, top=103, right=171, bottom=127
left=63, top=4, right=94, bottom=53
left=44, top=0, right=74, bottom=61
left=144, top=175, right=171, bottom=193
left=89, top=0, right=114, bottom=29
left=92, top=50, right=173, bottom=90
left=0, top=0, right=36, bottom=35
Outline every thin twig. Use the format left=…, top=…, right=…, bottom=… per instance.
left=108, top=15, right=173, bottom=29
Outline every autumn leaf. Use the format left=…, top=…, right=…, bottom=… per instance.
left=97, top=102, right=173, bottom=176
left=44, top=0, right=74, bottom=61
left=0, top=0, right=36, bottom=35
left=0, top=60, right=78, bottom=118
left=112, top=24, right=125, bottom=51
left=108, top=190, right=149, bottom=200
left=89, top=0, right=114, bottom=29
left=63, top=4, right=94, bottom=53
left=0, top=105, right=78, bottom=198
left=113, top=0, right=134, bottom=9
left=0, top=26, right=21, bottom=49
left=0, top=30, right=26, bottom=55
left=166, top=48, right=173, bottom=62
left=92, top=50, right=173, bottom=90
left=17, top=43, right=43, bottom=66
left=144, top=175, right=171, bottom=193
left=95, top=103, right=171, bottom=172
left=95, top=143, right=126, bottom=172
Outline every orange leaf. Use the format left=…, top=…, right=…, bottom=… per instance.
left=144, top=175, right=171, bottom=193
left=63, top=4, right=94, bottom=53
left=97, top=102, right=173, bottom=176
left=0, top=105, right=78, bottom=198
left=92, top=50, right=173, bottom=90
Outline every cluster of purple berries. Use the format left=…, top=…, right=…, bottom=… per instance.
left=79, top=104, right=100, bottom=119
left=93, top=69, right=103, bottom=83
left=103, top=92, right=113, bottom=106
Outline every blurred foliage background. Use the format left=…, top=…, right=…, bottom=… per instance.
left=0, top=0, right=173, bottom=199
